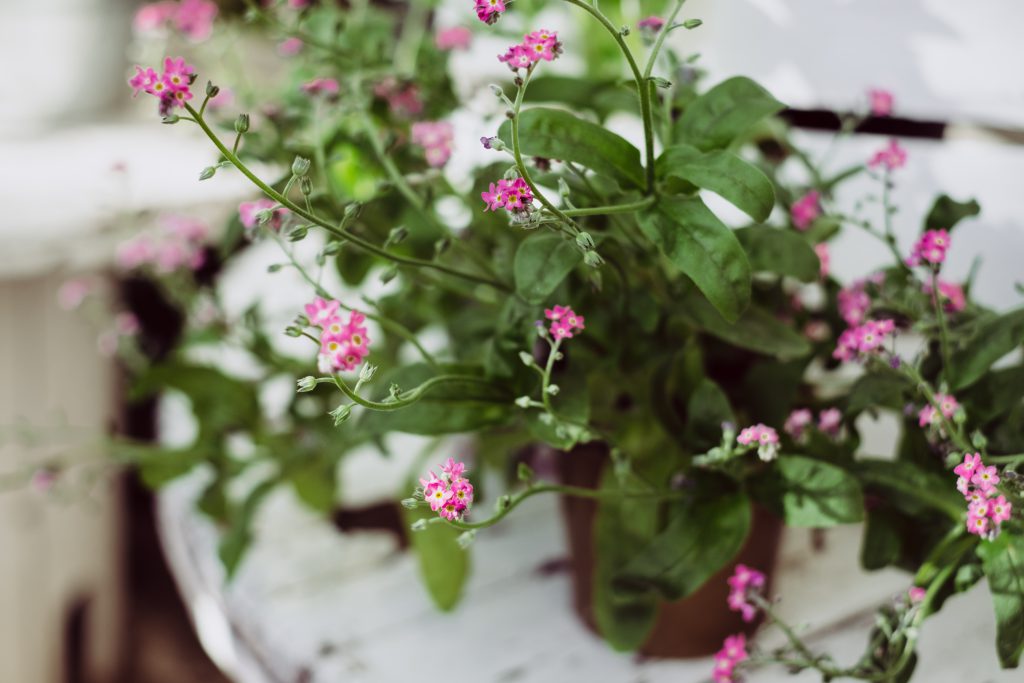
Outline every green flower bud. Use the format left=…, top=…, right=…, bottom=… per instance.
left=162, top=115, right=180, bottom=125
left=517, top=462, right=534, bottom=482
left=456, top=531, right=476, bottom=549
left=205, top=81, right=219, bottom=98
left=256, top=208, right=274, bottom=225
left=546, top=384, right=560, bottom=395
left=358, top=363, right=378, bottom=383
left=434, top=237, right=451, bottom=256
left=379, top=265, right=398, bottom=284
left=386, top=226, right=409, bottom=246
left=518, top=351, right=535, bottom=367
left=400, top=497, right=420, bottom=510
left=575, top=231, right=595, bottom=251
left=410, top=518, right=428, bottom=532
left=198, top=166, right=216, bottom=181
left=650, top=76, right=672, bottom=89
left=583, top=250, right=605, bottom=268
left=234, top=113, right=250, bottom=133
left=343, top=202, right=362, bottom=222
left=299, top=176, right=313, bottom=196
left=683, top=18, right=703, bottom=29
left=514, top=395, right=532, bottom=409
left=296, top=376, right=317, bottom=392
left=288, top=225, right=309, bottom=242
left=284, top=325, right=303, bottom=337
left=292, top=156, right=311, bottom=177
left=322, top=240, right=344, bottom=256
left=329, top=403, right=352, bottom=426
left=267, top=263, right=283, bottom=273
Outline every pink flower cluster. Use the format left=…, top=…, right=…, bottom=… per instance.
left=838, top=281, right=871, bottom=326
left=727, top=564, right=766, bottom=622
left=116, top=215, right=208, bottom=274
left=239, top=199, right=291, bottom=232
left=278, top=37, right=304, bottom=57
left=791, top=190, right=821, bottom=231
left=304, top=298, right=371, bottom=373
left=301, top=77, right=340, bottom=98
left=128, top=57, right=195, bottom=116
left=411, top=121, right=454, bottom=167
left=833, top=319, right=895, bottom=362
left=868, top=88, right=894, bottom=117
left=474, top=0, right=505, bottom=25
left=923, top=279, right=966, bottom=313
left=918, top=393, right=959, bottom=429
left=713, top=634, right=749, bottom=683
left=906, top=229, right=951, bottom=268
left=737, top=424, right=779, bottom=461
left=868, top=139, right=907, bottom=171
left=57, top=279, right=95, bottom=311
left=544, top=305, right=585, bottom=340
left=420, top=458, right=474, bottom=521
left=498, top=29, right=562, bottom=71
left=637, top=16, right=666, bottom=32
left=436, top=26, right=472, bottom=51
left=954, top=453, right=1012, bottom=538
left=134, top=0, right=217, bottom=42
left=481, top=177, right=534, bottom=214
left=784, top=408, right=842, bottom=441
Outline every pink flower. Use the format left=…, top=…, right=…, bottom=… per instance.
left=908, top=586, right=926, bottom=603
left=784, top=408, right=812, bottom=440
left=301, top=77, right=340, bottom=98
left=133, top=2, right=176, bottom=33
left=868, top=88, right=894, bottom=117
left=972, top=465, right=1000, bottom=493
left=637, top=16, right=666, bottom=32
left=58, top=279, right=94, bottom=311
left=838, top=282, right=871, bottom=326
left=239, top=198, right=290, bottom=231
left=737, top=424, right=779, bottom=461
left=990, top=496, right=1013, bottom=524
left=791, top=190, right=821, bottom=231
left=815, top=243, right=830, bottom=279
left=954, top=453, right=982, bottom=480
left=918, top=393, right=958, bottom=428
left=818, top=408, right=842, bottom=438
left=967, top=513, right=990, bottom=536
left=316, top=309, right=371, bottom=373
left=305, top=297, right=341, bottom=325
left=907, top=229, right=951, bottom=268
left=418, top=459, right=473, bottom=520
left=868, top=139, right=907, bottom=171
left=833, top=319, right=895, bottom=362
left=117, top=236, right=156, bottom=270
left=923, top=279, right=965, bottom=313
left=411, top=121, right=454, bottom=168
left=128, top=57, right=196, bottom=115
left=481, top=177, right=534, bottom=214
left=372, top=78, right=423, bottom=117
left=278, top=37, right=304, bottom=57
left=545, top=305, right=585, bottom=340
left=475, top=0, right=506, bottom=24
left=500, top=30, right=562, bottom=71
left=173, top=0, right=218, bottom=41
left=436, top=26, right=472, bottom=51
left=498, top=44, right=535, bottom=71
left=712, top=634, right=748, bottom=683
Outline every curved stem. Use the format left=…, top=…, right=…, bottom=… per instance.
left=642, top=0, right=687, bottom=83
left=321, top=374, right=502, bottom=411
left=183, top=103, right=511, bottom=292
left=540, top=338, right=562, bottom=414
left=561, top=195, right=655, bottom=217
left=560, top=0, right=655, bottom=192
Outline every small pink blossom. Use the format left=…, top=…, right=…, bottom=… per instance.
left=373, top=78, right=423, bottom=117
left=833, top=319, right=895, bottom=362
left=301, top=77, right=340, bottom=98
left=411, top=121, right=454, bottom=168
left=475, top=0, right=506, bottom=24
left=31, top=467, right=59, bottom=494
left=784, top=408, right=812, bottom=440
left=58, top=279, right=94, bottom=311
left=481, top=177, right=534, bottom=214
left=990, top=496, right=1013, bottom=524
left=818, top=408, right=842, bottom=438
left=791, top=190, right=821, bottom=231
left=316, top=309, right=371, bottom=373
left=868, top=88, right=894, bottom=117
left=499, top=30, right=562, bottom=71
left=418, top=459, right=473, bottom=520
left=815, top=243, right=830, bottom=279
left=304, top=297, right=341, bottom=325
left=737, top=424, right=779, bottom=461
left=545, top=305, right=585, bottom=340
left=278, top=37, right=304, bottom=56
left=972, top=465, right=1000, bottom=493
left=954, top=453, right=982, bottom=480
left=923, top=279, right=965, bottom=313
left=918, top=393, right=958, bottom=428
left=133, top=2, right=176, bottom=33
left=173, top=0, right=218, bottom=41
left=838, top=282, right=871, bottom=327
left=128, top=57, right=196, bottom=115
left=239, top=198, right=290, bottom=231
left=907, top=229, right=951, bottom=268
left=908, top=586, right=926, bottom=603
left=712, top=633, right=748, bottom=683
left=637, top=16, right=666, bottom=32
left=868, top=139, right=907, bottom=171
left=436, top=26, right=472, bottom=51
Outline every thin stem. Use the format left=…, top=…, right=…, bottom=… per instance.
left=642, top=0, right=687, bottom=83
left=561, top=196, right=656, bottom=217
left=540, top=337, right=562, bottom=415
left=930, top=270, right=953, bottom=385
left=183, top=103, right=511, bottom=292
left=900, top=362, right=971, bottom=452
left=323, top=374, right=503, bottom=411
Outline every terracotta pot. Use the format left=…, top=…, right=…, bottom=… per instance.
left=558, top=443, right=783, bottom=658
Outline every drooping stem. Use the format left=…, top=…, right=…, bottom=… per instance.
left=321, top=374, right=504, bottom=411
left=183, top=103, right=511, bottom=292
left=930, top=269, right=954, bottom=385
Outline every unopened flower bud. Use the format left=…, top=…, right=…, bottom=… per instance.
left=284, top=325, right=303, bottom=337
left=518, top=351, right=534, bottom=367
left=619, top=25, right=631, bottom=36
left=292, top=156, right=311, bottom=176
left=256, top=208, right=274, bottom=225
left=329, top=403, right=352, bottom=425
left=386, top=226, right=408, bottom=246
left=514, top=395, right=532, bottom=409
left=288, top=225, right=309, bottom=241
left=546, top=384, right=560, bottom=395
left=358, top=364, right=378, bottom=383
left=322, top=240, right=344, bottom=256
left=300, top=176, right=313, bottom=196
left=410, top=518, right=428, bottom=532
left=199, top=166, right=216, bottom=181
left=971, top=431, right=988, bottom=450
left=297, top=376, right=317, bottom=392
left=234, top=113, right=250, bottom=133
left=379, top=265, right=398, bottom=284
left=343, top=201, right=362, bottom=221
left=456, top=531, right=476, bottom=549
left=162, top=114, right=180, bottom=124
left=683, top=18, right=703, bottom=29
left=205, top=81, right=219, bottom=98
left=267, top=263, right=284, bottom=273
left=400, top=497, right=420, bottom=510
left=583, top=251, right=605, bottom=268
left=650, top=76, right=672, bottom=89
left=434, top=237, right=451, bottom=256
left=575, top=231, right=595, bottom=250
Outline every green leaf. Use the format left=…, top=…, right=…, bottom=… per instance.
left=517, top=75, right=637, bottom=119
left=404, top=505, right=470, bottom=611
left=861, top=508, right=903, bottom=570
left=218, top=479, right=276, bottom=580
left=684, top=378, right=735, bottom=448
left=680, top=292, right=811, bottom=360
left=513, top=233, right=582, bottom=304
left=593, top=469, right=661, bottom=650
left=498, top=107, right=644, bottom=188
left=924, top=194, right=980, bottom=233
left=289, top=461, right=338, bottom=514
left=752, top=456, right=863, bottom=527
left=638, top=197, right=751, bottom=322
left=734, top=226, right=819, bottom=282
left=978, top=534, right=1024, bottom=668
left=656, top=145, right=775, bottom=221
left=133, top=364, right=260, bottom=437
left=856, top=459, right=964, bottom=520
left=846, top=367, right=913, bottom=416
left=614, top=492, right=751, bottom=601
left=950, top=309, right=1024, bottom=390
left=961, top=365, right=1024, bottom=424
left=674, top=76, right=785, bottom=151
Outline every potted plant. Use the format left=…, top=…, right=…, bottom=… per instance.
left=78, top=0, right=1023, bottom=679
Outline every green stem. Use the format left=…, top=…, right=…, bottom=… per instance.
left=930, top=270, right=954, bottom=385
left=322, top=374, right=502, bottom=411
left=900, top=362, right=972, bottom=452
left=986, top=454, right=1024, bottom=465
left=561, top=196, right=656, bottom=217
left=560, top=0, right=655, bottom=192
left=540, top=337, right=562, bottom=415
left=183, top=103, right=511, bottom=292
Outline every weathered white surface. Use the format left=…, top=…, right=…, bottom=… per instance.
left=157, top=472, right=1016, bottom=683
